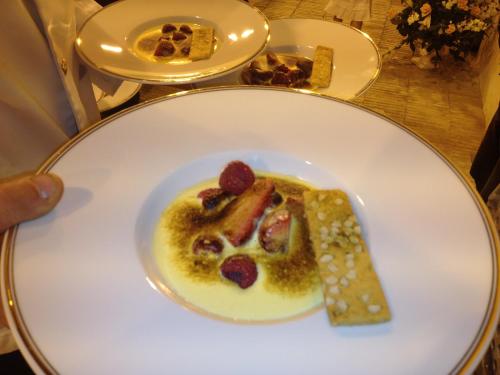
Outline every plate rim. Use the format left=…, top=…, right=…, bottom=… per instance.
left=2, top=86, right=499, bottom=374
left=75, top=0, right=271, bottom=84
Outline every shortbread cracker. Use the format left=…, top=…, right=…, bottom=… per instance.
left=303, top=190, right=391, bottom=325
left=310, top=46, right=333, bottom=88
left=189, top=27, right=214, bottom=61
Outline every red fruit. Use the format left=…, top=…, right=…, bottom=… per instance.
left=172, top=32, right=187, bottom=41
left=161, top=24, right=177, bottom=33
left=179, top=24, right=193, bottom=34
left=220, top=254, right=258, bottom=289
left=154, top=41, right=175, bottom=57
left=219, top=161, right=255, bottom=195
left=197, top=188, right=229, bottom=209
left=275, top=64, right=290, bottom=73
left=271, top=71, right=291, bottom=86
left=259, top=209, right=291, bottom=253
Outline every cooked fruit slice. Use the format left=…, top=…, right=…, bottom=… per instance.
left=197, top=188, right=229, bottom=210
left=192, top=234, right=224, bottom=255
left=223, top=179, right=275, bottom=246
left=259, top=209, right=291, bottom=253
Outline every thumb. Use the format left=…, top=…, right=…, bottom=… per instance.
left=0, top=173, right=64, bottom=232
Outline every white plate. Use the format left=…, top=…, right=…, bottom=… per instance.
left=92, top=81, right=141, bottom=112
left=76, top=0, right=270, bottom=84
left=2, top=88, right=498, bottom=375
left=196, top=19, right=381, bottom=99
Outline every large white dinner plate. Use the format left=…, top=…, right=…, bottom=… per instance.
left=2, top=88, right=499, bottom=374
left=196, top=19, right=381, bottom=99
left=76, top=0, right=270, bottom=83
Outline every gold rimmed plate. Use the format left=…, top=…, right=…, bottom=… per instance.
left=1, top=87, right=498, bottom=374
left=197, top=19, right=381, bottom=99
left=76, top=0, right=270, bottom=84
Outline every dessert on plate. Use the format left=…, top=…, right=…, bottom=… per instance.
left=135, top=22, right=215, bottom=63
left=241, top=45, right=333, bottom=89
left=153, top=160, right=390, bottom=324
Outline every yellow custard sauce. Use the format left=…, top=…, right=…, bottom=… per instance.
left=153, top=173, right=323, bottom=322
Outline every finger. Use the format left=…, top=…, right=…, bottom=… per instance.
left=0, top=171, right=36, bottom=184
left=0, top=173, right=64, bottom=232
left=0, top=292, right=7, bottom=328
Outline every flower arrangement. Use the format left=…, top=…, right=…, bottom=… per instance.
left=390, top=0, right=499, bottom=62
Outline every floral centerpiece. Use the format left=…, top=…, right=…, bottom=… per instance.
left=390, top=0, right=499, bottom=62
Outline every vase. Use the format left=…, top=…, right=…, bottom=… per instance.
left=467, top=27, right=498, bottom=71
left=410, top=47, right=437, bottom=70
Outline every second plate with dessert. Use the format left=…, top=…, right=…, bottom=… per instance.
left=197, top=18, right=381, bottom=99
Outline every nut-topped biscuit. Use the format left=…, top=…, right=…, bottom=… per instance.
left=310, top=46, right=333, bottom=88
left=303, top=190, right=391, bottom=325
left=189, top=27, right=214, bottom=61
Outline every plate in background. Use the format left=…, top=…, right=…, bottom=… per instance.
left=76, top=0, right=270, bottom=84
left=196, top=19, right=381, bottom=99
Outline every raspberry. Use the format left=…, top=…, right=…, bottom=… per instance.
left=271, top=71, right=291, bottom=86
left=154, top=41, right=175, bottom=57
left=172, top=32, right=187, bottom=41
left=218, top=161, right=255, bottom=195
left=220, top=254, right=258, bottom=289
left=161, top=24, right=177, bottom=33
left=179, top=25, right=193, bottom=34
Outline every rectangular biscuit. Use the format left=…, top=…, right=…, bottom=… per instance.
left=189, top=27, right=214, bottom=61
left=310, top=46, right=333, bottom=88
left=303, top=190, right=391, bottom=325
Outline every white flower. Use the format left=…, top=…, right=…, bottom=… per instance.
left=407, top=12, right=420, bottom=25
left=420, top=3, right=432, bottom=16
left=444, top=0, right=457, bottom=9
left=462, top=18, right=488, bottom=31
left=456, top=20, right=467, bottom=32
left=480, top=2, right=500, bottom=19
left=471, top=19, right=487, bottom=31
left=419, top=15, right=432, bottom=29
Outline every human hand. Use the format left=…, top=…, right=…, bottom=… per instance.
left=0, top=173, right=64, bottom=327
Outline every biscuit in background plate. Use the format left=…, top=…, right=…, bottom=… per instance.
left=189, top=27, right=214, bottom=61
left=310, top=46, right=333, bottom=88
